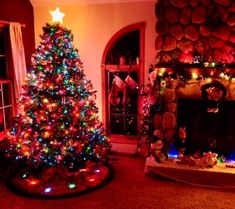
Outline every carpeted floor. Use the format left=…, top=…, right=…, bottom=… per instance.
left=0, top=154, right=234, bottom=209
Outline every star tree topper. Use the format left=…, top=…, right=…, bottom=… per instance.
left=50, top=7, right=65, bottom=23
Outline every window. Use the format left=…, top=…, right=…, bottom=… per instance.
left=102, top=22, right=145, bottom=142
left=0, top=26, right=14, bottom=132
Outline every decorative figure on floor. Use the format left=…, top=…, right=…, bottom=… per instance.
left=203, top=151, right=218, bottom=168
left=5, top=7, right=112, bottom=198
left=174, top=127, right=219, bottom=168
left=150, top=129, right=167, bottom=163
left=176, top=127, right=187, bottom=158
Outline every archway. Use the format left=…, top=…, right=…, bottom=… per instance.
left=101, top=22, right=146, bottom=144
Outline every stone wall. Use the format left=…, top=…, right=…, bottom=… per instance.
left=155, top=0, right=235, bottom=65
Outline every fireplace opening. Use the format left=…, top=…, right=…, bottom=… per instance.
left=177, top=98, right=235, bottom=160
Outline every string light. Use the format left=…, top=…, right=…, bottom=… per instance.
left=68, top=183, right=77, bottom=189
left=28, top=179, right=40, bottom=185
left=206, top=78, right=212, bottom=83
left=191, top=72, right=199, bottom=80
left=44, top=187, right=52, bottom=193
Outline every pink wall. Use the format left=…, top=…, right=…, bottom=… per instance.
left=32, top=1, right=156, bottom=120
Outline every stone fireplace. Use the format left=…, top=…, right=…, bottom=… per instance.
left=151, top=80, right=235, bottom=159
left=149, top=0, right=235, bottom=159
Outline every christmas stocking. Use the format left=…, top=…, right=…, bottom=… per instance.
left=109, top=82, right=120, bottom=106
left=148, top=70, right=157, bottom=87
left=109, top=76, right=125, bottom=106
left=123, top=75, right=138, bottom=105
left=113, top=75, right=126, bottom=90
left=125, top=75, right=138, bottom=90
left=122, top=86, right=130, bottom=105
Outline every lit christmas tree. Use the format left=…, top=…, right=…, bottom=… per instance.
left=6, top=8, right=112, bottom=197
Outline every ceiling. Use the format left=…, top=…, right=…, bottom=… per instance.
left=29, top=0, right=154, bottom=7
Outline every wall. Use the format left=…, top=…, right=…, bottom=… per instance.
left=0, top=0, right=35, bottom=67
left=32, top=1, right=156, bottom=120
left=155, top=0, right=235, bottom=65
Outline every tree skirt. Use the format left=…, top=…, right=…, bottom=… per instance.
left=7, top=162, right=113, bottom=198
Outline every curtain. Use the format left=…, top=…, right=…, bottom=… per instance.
left=9, top=22, right=26, bottom=113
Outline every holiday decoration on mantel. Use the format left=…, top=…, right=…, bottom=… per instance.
left=5, top=7, right=112, bottom=198
left=152, top=63, right=235, bottom=85
left=138, top=62, right=235, bottom=118
left=201, top=80, right=227, bottom=113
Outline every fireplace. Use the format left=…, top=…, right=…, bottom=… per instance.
left=143, top=0, right=235, bottom=186
left=144, top=80, right=235, bottom=188
left=177, top=98, right=235, bottom=159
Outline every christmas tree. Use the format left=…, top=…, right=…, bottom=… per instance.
left=6, top=8, right=111, bottom=197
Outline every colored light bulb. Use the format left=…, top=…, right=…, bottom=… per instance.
left=44, top=187, right=52, bottom=193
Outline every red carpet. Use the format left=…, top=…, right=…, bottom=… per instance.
left=0, top=154, right=234, bottom=209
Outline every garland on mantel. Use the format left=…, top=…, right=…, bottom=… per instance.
left=151, top=62, right=235, bottom=84
left=139, top=62, right=235, bottom=116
